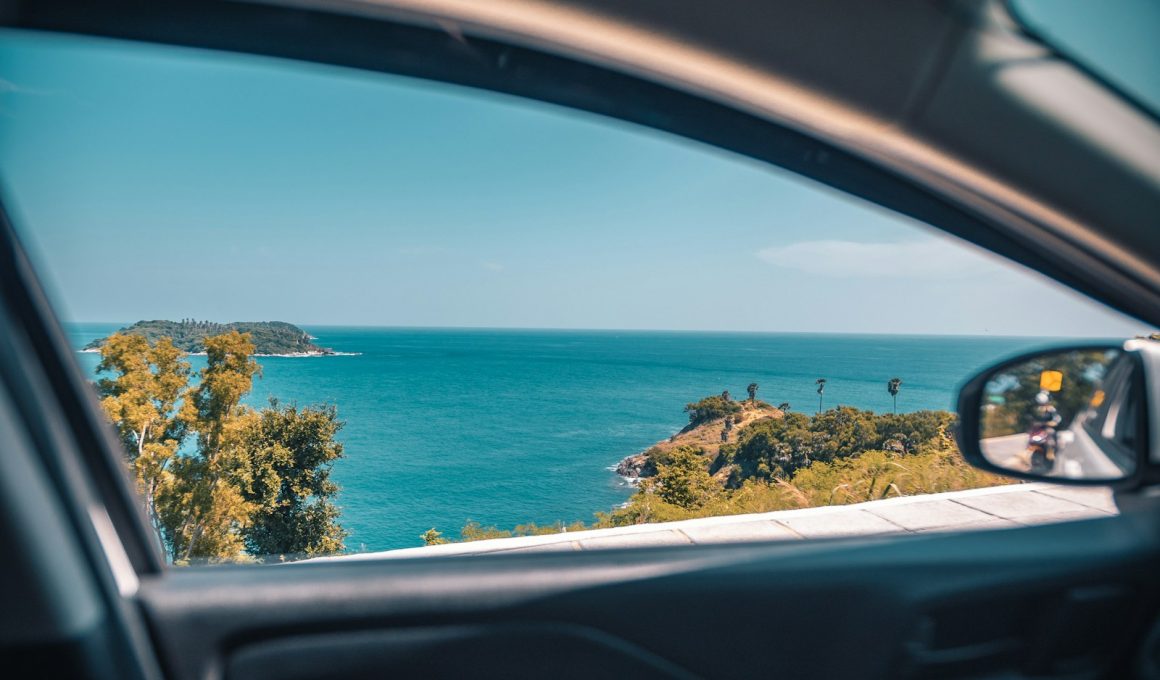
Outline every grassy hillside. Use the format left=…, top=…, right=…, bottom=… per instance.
left=422, top=395, right=1014, bottom=545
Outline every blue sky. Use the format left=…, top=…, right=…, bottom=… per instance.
left=0, top=16, right=1151, bottom=337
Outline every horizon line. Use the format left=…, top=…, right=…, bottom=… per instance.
left=63, top=320, right=1147, bottom=341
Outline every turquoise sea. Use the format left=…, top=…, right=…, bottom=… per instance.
left=67, top=325, right=1075, bottom=551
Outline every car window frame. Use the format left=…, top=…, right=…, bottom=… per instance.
left=2, top=2, right=1158, bottom=573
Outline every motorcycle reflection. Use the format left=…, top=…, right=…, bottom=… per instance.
left=977, top=346, right=1138, bottom=482
left=1025, top=391, right=1061, bottom=473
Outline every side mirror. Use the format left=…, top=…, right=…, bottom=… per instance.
left=956, top=343, right=1152, bottom=486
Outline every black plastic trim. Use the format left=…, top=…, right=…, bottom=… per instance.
left=1003, top=0, right=1160, bottom=126
left=0, top=208, right=161, bottom=677
left=0, top=207, right=163, bottom=574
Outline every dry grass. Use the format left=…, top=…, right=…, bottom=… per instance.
left=594, top=436, right=1017, bottom=528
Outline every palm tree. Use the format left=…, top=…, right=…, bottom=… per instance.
left=721, top=389, right=731, bottom=402
left=777, top=402, right=791, bottom=413
left=815, top=378, right=827, bottom=413
left=747, top=382, right=758, bottom=402
left=887, top=378, right=903, bottom=414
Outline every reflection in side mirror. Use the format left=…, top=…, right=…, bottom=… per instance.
left=963, top=346, right=1141, bottom=484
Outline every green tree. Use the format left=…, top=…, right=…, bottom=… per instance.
left=747, top=382, right=759, bottom=402
left=460, top=521, right=512, bottom=541
left=887, top=378, right=902, bottom=414
left=181, top=332, right=262, bottom=454
left=96, top=333, right=190, bottom=542
left=421, top=528, right=449, bottom=546
left=96, top=330, right=348, bottom=563
left=729, top=407, right=956, bottom=482
left=684, top=395, right=742, bottom=427
left=877, top=410, right=954, bottom=454
left=233, top=400, right=347, bottom=558
left=653, top=446, right=720, bottom=510
left=732, top=411, right=822, bottom=480
left=164, top=332, right=261, bottom=562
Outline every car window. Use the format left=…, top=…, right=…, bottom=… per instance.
left=0, top=29, right=1147, bottom=565
left=1081, top=354, right=1140, bottom=469
left=1012, top=0, right=1160, bottom=116
left=1101, top=360, right=1140, bottom=452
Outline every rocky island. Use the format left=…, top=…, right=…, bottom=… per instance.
left=84, top=320, right=335, bottom=356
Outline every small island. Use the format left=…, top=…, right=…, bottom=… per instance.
left=84, top=320, right=336, bottom=356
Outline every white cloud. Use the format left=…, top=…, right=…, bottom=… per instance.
left=0, top=79, right=55, bottom=96
left=756, top=239, right=980, bottom=278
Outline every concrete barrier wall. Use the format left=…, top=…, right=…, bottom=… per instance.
left=309, top=483, right=1117, bottom=563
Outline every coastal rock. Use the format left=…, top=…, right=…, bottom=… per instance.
left=616, top=453, right=656, bottom=479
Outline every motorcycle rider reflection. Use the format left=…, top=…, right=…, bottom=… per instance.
left=1026, top=390, right=1062, bottom=473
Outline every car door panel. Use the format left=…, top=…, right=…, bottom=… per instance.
left=137, top=516, right=1159, bottom=679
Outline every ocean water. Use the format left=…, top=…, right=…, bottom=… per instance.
left=67, top=325, right=1075, bottom=551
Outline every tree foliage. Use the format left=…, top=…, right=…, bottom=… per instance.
left=684, top=395, right=742, bottom=427
left=887, top=378, right=902, bottom=413
left=459, top=521, right=513, bottom=541
left=164, top=332, right=262, bottom=562
left=96, top=332, right=346, bottom=563
left=651, top=446, right=720, bottom=510
left=96, top=333, right=190, bottom=538
left=727, top=407, right=955, bottom=482
left=420, top=528, right=449, bottom=546
left=234, top=400, right=347, bottom=557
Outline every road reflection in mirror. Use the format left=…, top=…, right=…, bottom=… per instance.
left=979, top=348, right=1136, bottom=481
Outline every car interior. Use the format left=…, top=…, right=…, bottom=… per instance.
left=1, top=1, right=1158, bottom=679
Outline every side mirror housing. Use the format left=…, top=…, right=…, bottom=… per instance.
left=955, top=341, right=1157, bottom=487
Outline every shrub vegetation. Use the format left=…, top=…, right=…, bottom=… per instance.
left=432, top=404, right=1012, bottom=544
left=684, top=395, right=742, bottom=427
